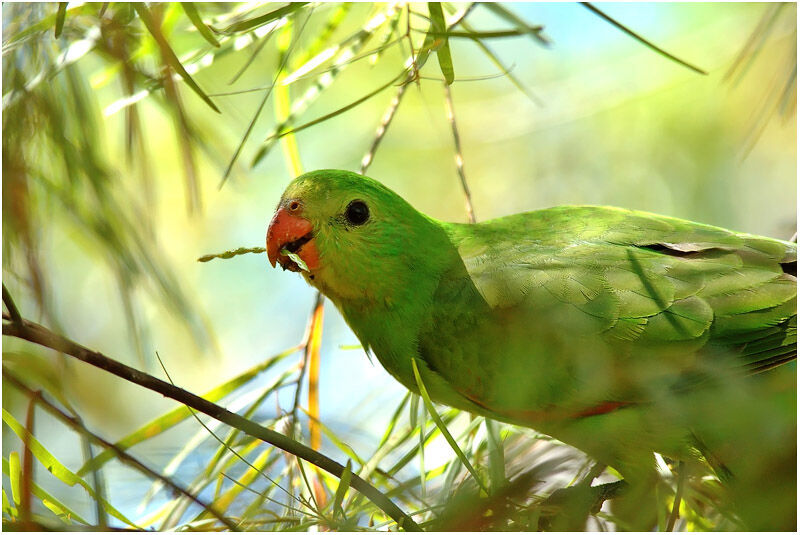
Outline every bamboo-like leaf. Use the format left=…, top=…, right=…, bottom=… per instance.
left=3, top=457, right=90, bottom=524
left=54, top=3, right=67, bottom=38
left=581, top=2, right=707, bottom=75
left=133, top=4, right=221, bottom=113
left=410, top=359, right=489, bottom=495
left=2, top=410, right=139, bottom=528
left=180, top=3, right=220, bottom=47
left=332, top=459, right=352, bottom=519
left=4, top=2, right=96, bottom=46
left=2, top=488, right=17, bottom=518
left=8, top=452, right=21, bottom=508
left=421, top=28, right=548, bottom=39
left=428, top=3, right=454, bottom=84
left=77, top=346, right=296, bottom=476
left=483, top=3, right=549, bottom=45
left=216, top=2, right=309, bottom=35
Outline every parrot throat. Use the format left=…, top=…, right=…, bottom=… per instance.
left=320, top=222, right=469, bottom=393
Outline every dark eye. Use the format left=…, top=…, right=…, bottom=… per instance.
left=345, top=200, right=369, bottom=225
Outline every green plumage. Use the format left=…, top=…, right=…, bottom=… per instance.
left=271, top=169, right=796, bottom=483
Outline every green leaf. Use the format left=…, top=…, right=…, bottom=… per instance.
left=281, top=248, right=309, bottom=272
left=428, top=3, right=454, bottom=84
left=2, top=410, right=139, bottom=528
left=332, top=459, right=352, bottom=519
left=132, top=4, right=221, bottom=113
left=410, top=359, right=489, bottom=495
left=216, top=2, right=309, bottom=35
left=2, top=488, right=17, bottom=518
left=8, top=452, right=21, bottom=507
left=54, top=2, right=67, bottom=38
left=180, top=3, right=220, bottom=47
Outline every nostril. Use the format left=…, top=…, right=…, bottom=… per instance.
left=288, top=200, right=301, bottom=212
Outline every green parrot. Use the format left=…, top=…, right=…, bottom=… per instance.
left=266, top=169, right=796, bottom=526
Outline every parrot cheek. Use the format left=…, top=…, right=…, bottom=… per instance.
left=297, top=240, right=320, bottom=271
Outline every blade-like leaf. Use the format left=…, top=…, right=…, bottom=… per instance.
left=332, top=459, right=353, bottom=519
left=133, top=4, right=221, bottom=113
left=54, top=3, right=67, bottom=38
left=216, top=2, right=309, bottom=35
left=428, top=3, right=454, bottom=84
left=2, top=410, right=139, bottom=528
left=180, top=3, right=220, bottom=47
left=3, top=457, right=90, bottom=524
left=8, top=452, right=21, bottom=508
left=410, top=359, right=489, bottom=495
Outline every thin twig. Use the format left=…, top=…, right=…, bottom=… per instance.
left=1, top=316, right=420, bottom=531
left=2, top=370, right=240, bottom=531
left=360, top=83, right=408, bottom=174
left=443, top=83, right=476, bottom=223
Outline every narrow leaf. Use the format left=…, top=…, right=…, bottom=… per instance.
left=2, top=411, right=139, bottom=528
left=332, top=459, right=352, bottom=518
left=216, top=2, right=309, bottom=35
left=410, top=359, right=489, bottom=494
left=133, top=4, right=221, bottom=113
left=180, top=3, right=220, bottom=47
left=54, top=2, right=68, bottom=38
left=8, top=452, right=21, bottom=507
left=428, top=3, right=454, bottom=84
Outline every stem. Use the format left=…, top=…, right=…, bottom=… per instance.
left=2, top=316, right=420, bottom=531
left=3, top=370, right=239, bottom=531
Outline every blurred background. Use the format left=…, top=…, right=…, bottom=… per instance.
left=2, top=2, right=796, bottom=530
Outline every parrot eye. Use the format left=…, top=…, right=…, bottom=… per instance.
left=345, top=200, right=369, bottom=225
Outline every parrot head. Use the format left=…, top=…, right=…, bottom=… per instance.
left=266, top=169, right=453, bottom=304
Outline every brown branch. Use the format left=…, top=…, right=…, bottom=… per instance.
left=2, top=283, right=22, bottom=324
left=1, top=316, right=421, bottom=531
left=3, top=369, right=240, bottom=531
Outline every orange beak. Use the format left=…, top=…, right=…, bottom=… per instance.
left=266, top=207, right=319, bottom=272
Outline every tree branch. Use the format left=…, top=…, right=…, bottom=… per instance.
left=3, top=370, right=240, bottom=531
left=1, top=316, right=421, bottom=531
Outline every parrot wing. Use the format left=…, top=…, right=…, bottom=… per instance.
left=428, top=206, right=795, bottom=413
